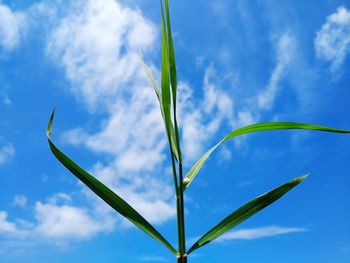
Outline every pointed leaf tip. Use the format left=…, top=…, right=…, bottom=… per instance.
left=45, top=110, right=177, bottom=256
left=184, top=122, right=349, bottom=191
left=296, top=174, right=309, bottom=182
left=46, top=109, right=55, bottom=137
left=187, top=174, right=308, bottom=254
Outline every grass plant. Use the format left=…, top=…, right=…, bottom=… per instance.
left=46, top=1, right=350, bottom=262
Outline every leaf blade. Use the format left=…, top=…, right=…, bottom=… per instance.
left=164, top=0, right=182, bottom=162
left=164, top=0, right=177, bottom=107
left=183, top=122, right=350, bottom=190
left=187, top=175, right=308, bottom=254
left=46, top=111, right=177, bottom=256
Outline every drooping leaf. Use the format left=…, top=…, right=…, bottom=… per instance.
left=183, top=122, right=350, bottom=190
left=139, top=51, right=161, bottom=99
left=46, top=111, right=177, bottom=256
left=187, top=175, right=308, bottom=254
left=138, top=52, right=180, bottom=161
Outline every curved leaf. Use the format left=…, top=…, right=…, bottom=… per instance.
left=187, top=175, right=308, bottom=254
left=46, top=111, right=177, bottom=256
left=139, top=53, right=180, bottom=161
left=183, top=122, right=350, bottom=190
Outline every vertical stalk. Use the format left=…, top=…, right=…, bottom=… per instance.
left=169, top=152, right=181, bottom=258
left=177, top=162, right=186, bottom=262
left=177, top=254, right=187, bottom=263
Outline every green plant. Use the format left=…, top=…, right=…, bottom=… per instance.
left=46, top=1, right=350, bottom=262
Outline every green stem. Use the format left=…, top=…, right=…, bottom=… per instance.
left=170, top=152, right=182, bottom=255
left=177, top=254, right=187, bottom=263
left=178, top=162, right=186, bottom=257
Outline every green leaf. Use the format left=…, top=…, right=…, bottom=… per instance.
left=164, top=0, right=177, bottom=108
left=160, top=2, right=172, bottom=138
left=164, top=0, right=182, bottom=162
left=46, top=111, right=177, bottom=256
left=187, top=175, right=308, bottom=254
left=183, top=122, right=350, bottom=190
left=160, top=2, right=180, bottom=163
left=139, top=51, right=161, bottom=100
left=138, top=52, right=180, bottom=161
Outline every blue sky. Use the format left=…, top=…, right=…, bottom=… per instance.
left=1, top=0, right=350, bottom=262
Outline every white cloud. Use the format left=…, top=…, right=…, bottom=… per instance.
left=47, top=0, right=156, bottom=109
left=0, top=141, right=15, bottom=165
left=2, top=193, right=115, bottom=241
left=0, top=4, right=26, bottom=50
left=315, top=6, right=350, bottom=71
left=12, top=195, right=27, bottom=208
left=258, top=33, right=295, bottom=110
left=179, top=66, right=235, bottom=162
left=0, top=212, right=18, bottom=235
left=34, top=202, right=115, bottom=239
left=218, top=225, right=306, bottom=242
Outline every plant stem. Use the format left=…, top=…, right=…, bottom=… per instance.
left=177, top=254, right=187, bottom=263
left=169, top=150, right=182, bottom=253
left=178, top=162, right=186, bottom=259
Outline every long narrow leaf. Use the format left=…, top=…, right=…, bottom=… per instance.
left=164, top=0, right=182, bottom=162
left=46, top=111, right=177, bottom=256
left=160, top=2, right=181, bottom=166
left=183, top=122, right=350, bottom=190
left=164, top=0, right=177, bottom=107
left=160, top=2, right=172, bottom=139
left=187, top=175, right=308, bottom=254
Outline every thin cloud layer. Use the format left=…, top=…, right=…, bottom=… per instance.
left=218, top=225, right=306, bottom=242
left=0, top=140, right=15, bottom=165
left=258, top=33, right=295, bottom=110
left=0, top=212, right=18, bottom=235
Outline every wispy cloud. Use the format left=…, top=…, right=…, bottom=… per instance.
left=1, top=93, right=12, bottom=106
left=1, top=193, right=115, bottom=241
left=315, top=6, right=350, bottom=72
left=12, top=195, right=27, bottom=208
left=0, top=4, right=26, bottom=51
left=0, top=212, right=19, bottom=235
left=0, top=140, right=15, bottom=165
left=258, top=33, right=295, bottom=110
left=218, top=226, right=306, bottom=242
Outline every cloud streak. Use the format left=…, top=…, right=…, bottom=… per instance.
left=0, top=140, right=15, bottom=165
left=258, top=33, right=295, bottom=110
left=218, top=226, right=306, bottom=242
